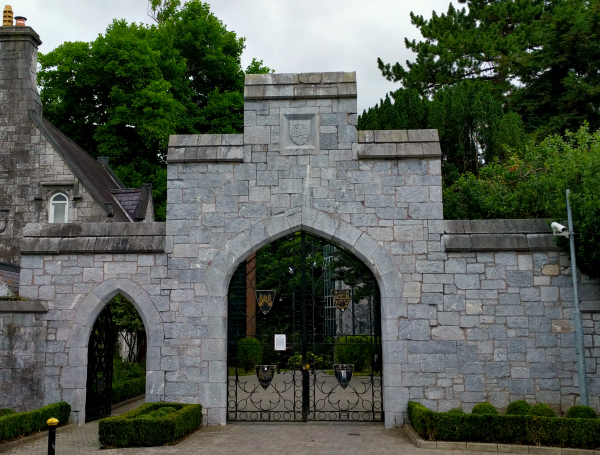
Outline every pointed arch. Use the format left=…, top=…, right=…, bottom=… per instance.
left=63, top=278, right=164, bottom=424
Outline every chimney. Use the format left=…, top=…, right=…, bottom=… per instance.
left=14, top=15, right=25, bottom=26
left=2, top=5, right=12, bottom=26
left=0, top=19, right=42, bottom=120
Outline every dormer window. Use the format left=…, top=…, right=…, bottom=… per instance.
left=49, top=193, right=68, bottom=223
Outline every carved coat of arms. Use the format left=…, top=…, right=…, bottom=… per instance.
left=289, top=119, right=310, bottom=146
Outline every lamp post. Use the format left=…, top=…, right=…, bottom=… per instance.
left=553, top=189, right=589, bottom=406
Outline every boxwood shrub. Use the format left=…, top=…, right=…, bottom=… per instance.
left=112, top=377, right=146, bottom=404
left=528, top=403, right=556, bottom=417
left=407, top=401, right=600, bottom=450
left=0, top=409, right=15, bottom=417
left=98, top=402, right=202, bottom=447
left=0, top=402, right=71, bottom=443
left=506, top=400, right=531, bottom=416
left=566, top=405, right=596, bottom=419
left=471, top=403, right=499, bottom=415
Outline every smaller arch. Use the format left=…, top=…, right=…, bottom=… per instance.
left=49, top=192, right=69, bottom=223
left=63, top=278, right=164, bottom=424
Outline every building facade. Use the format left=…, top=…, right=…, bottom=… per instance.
left=1, top=24, right=600, bottom=427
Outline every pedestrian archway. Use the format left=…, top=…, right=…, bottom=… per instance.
left=85, top=295, right=147, bottom=422
left=227, top=231, right=383, bottom=422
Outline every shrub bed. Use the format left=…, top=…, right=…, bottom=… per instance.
left=112, top=377, right=146, bottom=404
left=98, top=402, right=202, bottom=447
left=334, top=335, right=376, bottom=372
left=0, top=402, right=71, bottom=443
left=408, top=401, right=600, bottom=450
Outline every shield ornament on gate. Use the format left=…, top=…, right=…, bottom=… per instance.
left=332, top=289, right=351, bottom=312
left=255, top=365, right=276, bottom=390
left=289, top=119, right=310, bottom=146
left=333, top=364, right=354, bottom=389
left=0, top=210, right=8, bottom=234
left=256, top=290, right=276, bottom=315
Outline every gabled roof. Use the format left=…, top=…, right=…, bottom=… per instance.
left=29, top=111, right=131, bottom=221
left=111, top=184, right=152, bottom=221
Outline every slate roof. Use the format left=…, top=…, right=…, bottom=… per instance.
left=29, top=112, right=141, bottom=222
left=111, top=184, right=152, bottom=221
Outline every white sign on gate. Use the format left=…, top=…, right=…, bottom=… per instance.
left=274, top=334, right=286, bottom=351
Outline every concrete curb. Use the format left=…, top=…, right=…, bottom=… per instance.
left=404, top=424, right=600, bottom=455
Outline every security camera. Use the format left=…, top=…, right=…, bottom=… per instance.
left=551, top=222, right=569, bottom=237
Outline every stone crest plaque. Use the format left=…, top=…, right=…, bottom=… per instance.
left=289, top=119, right=310, bottom=146
left=280, top=107, right=320, bottom=154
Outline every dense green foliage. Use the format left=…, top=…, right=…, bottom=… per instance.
left=527, top=403, right=556, bottom=418
left=98, top=402, right=202, bottom=447
left=444, top=125, right=600, bottom=279
left=506, top=400, right=531, bottom=416
left=0, top=402, right=71, bottom=443
left=358, top=84, right=526, bottom=185
left=334, top=335, right=378, bottom=372
left=364, top=0, right=600, bottom=277
left=377, top=0, right=600, bottom=138
left=112, top=357, right=146, bottom=404
left=446, top=407, right=465, bottom=415
left=112, top=378, right=146, bottom=404
left=237, top=338, right=263, bottom=372
left=471, top=403, right=499, bottom=415
left=408, top=401, right=600, bottom=449
left=38, top=0, right=271, bottom=220
left=566, top=406, right=597, bottom=419
left=0, top=409, right=15, bottom=417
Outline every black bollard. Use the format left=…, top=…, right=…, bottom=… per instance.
left=47, top=418, right=58, bottom=455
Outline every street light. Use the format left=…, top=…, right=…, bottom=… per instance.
left=552, top=189, right=589, bottom=406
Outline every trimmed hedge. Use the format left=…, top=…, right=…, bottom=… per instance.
left=472, top=403, right=499, bottom=415
left=408, top=401, right=600, bottom=450
left=528, top=403, right=556, bottom=417
left=98, top=402, right=202, bottom=447
left=0, top=409, right=15, bottom=417
left=566, top=405, right=597, bottom=419
left=506, top=400, right=531, bottom=416
left=112, top=377, right=146, bottom=404
left=0, top=402, right=71, bottom=443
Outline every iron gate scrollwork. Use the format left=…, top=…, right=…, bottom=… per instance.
left=85, top=305, right=115, bottom=422
left=227, top=231, right=383, bottom=422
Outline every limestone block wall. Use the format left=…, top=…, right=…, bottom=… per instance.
left=0, top=27, right=112, bottom=267
left=3, top=71, right=600, bottom=428
left=3, top=223, right=167, bottom=423
left=163, top=71, right=444, bottom=426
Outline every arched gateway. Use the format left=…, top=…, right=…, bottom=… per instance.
left=12, top=71, right=599, bottom=428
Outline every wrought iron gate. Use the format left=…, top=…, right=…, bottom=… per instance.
left=85, top=305, right=115, bottom=422
left=227, top=231, right=383, bottom=422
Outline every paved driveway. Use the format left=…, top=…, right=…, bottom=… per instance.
left=1, top=399, right=491, bottom=455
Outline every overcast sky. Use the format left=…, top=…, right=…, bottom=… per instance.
left=12, top=0, right=452, bottom=113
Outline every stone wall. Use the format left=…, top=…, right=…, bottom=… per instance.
left=0, top=27, right=112, bottom=267
left=3, top=71, right=600, bottom=427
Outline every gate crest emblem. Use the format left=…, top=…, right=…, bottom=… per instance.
left=289, top=119, right=310, bottom=146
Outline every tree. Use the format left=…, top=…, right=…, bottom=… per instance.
left=444, top=124, right=600, bottom=279
left=38, top=1, right=272, bottom=220
left=378, top=0, right=544, bottom=95
left=376, top=0, right=600, bottom=138
left=358, top=82, right=525, bottom=186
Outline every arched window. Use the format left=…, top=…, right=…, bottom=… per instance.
left=49, top=193, right=68, bottom=223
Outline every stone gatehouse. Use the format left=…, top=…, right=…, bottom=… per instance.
left=1, top=25, right=600, bottom=428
